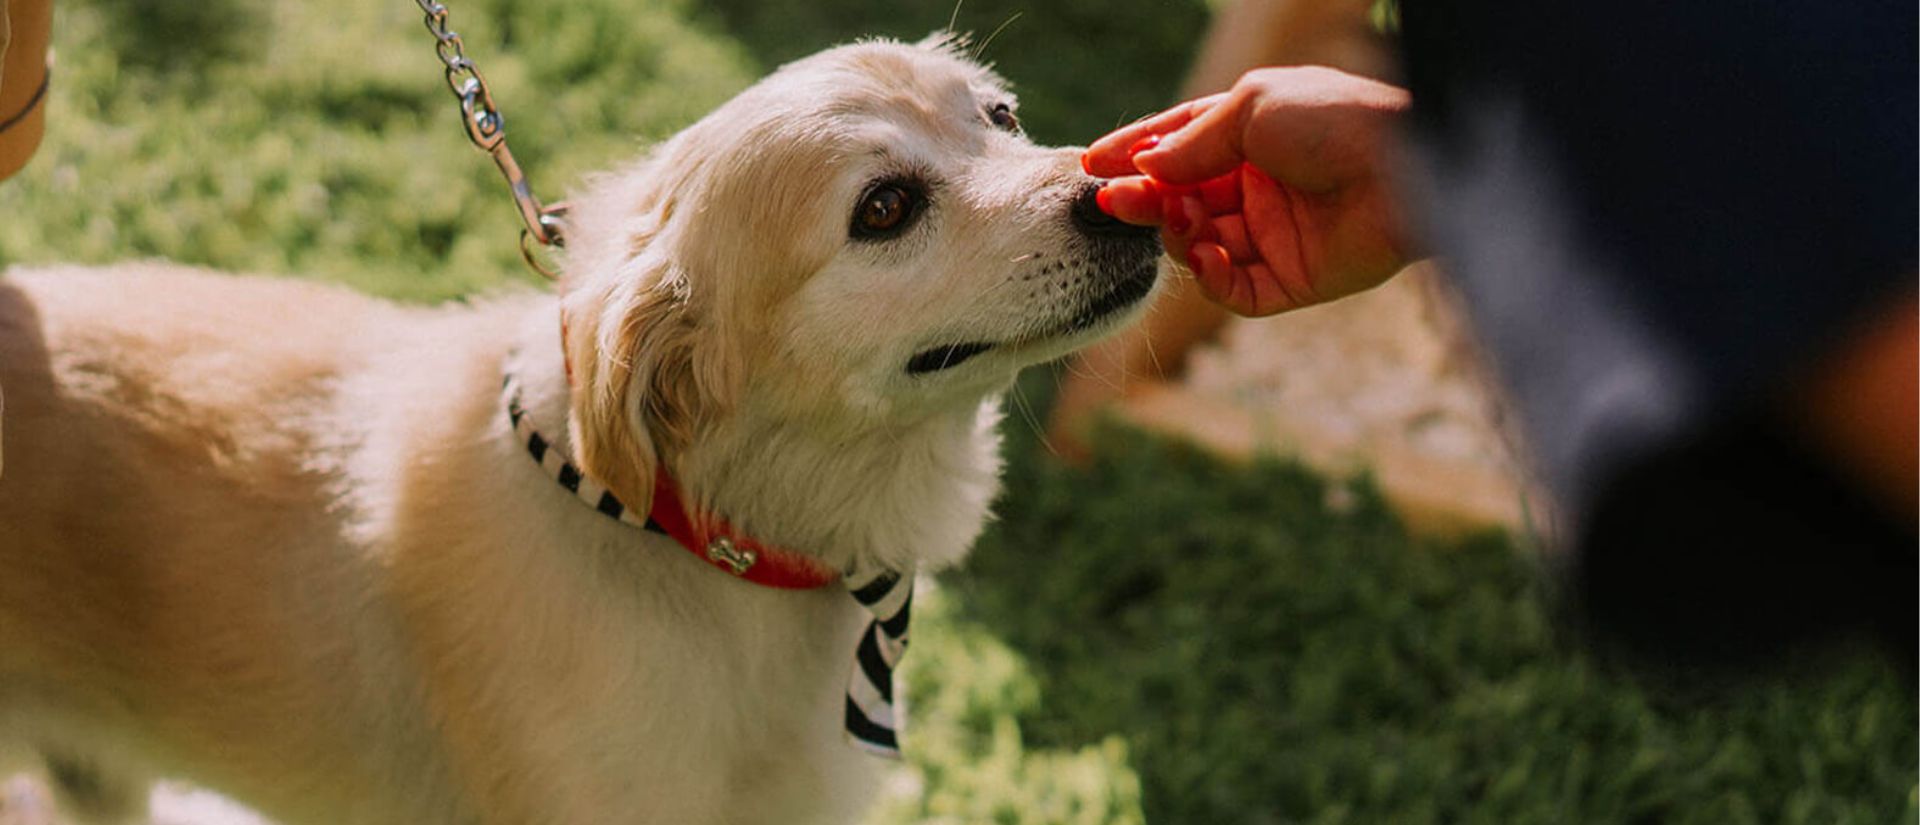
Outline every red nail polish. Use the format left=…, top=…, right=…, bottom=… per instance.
left=1184, top=246, right=1205, bottom=274
left=1164, top=196, right=1191, bottom=234
left=1094, top=185, right=1115, bottom=216
left=1129, top=135, right=1161, bottom=157
left=1079, top=151, right=1095, bottom=176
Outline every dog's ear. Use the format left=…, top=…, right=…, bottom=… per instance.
left=561, top=253, right=708, bottom=513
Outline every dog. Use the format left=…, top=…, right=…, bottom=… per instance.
left=0, top=36, right=1162, bottom=824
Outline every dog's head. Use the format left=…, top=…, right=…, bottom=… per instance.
left=559, top=37, right=1161, bottom=507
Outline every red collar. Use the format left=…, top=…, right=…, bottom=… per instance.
left=645, top=469, right=840, bottom=590
left=557, top=317, right=835, bottom=589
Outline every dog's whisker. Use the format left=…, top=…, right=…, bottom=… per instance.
left=973, top=13, right=1022, bottom=61
left=1008, top=382, right=1059, bottom=457
left=1078, top=351, right=1129, bottom=393
left=1058, top=356, right=1101, bottom=383
left=1141, top=305, right=1167, bottom=380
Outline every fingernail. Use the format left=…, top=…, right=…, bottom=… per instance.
left=1094, top=185, right=1115, bottom=216
left=1129, top=135, right=1161, bottom=157
left=1079, top=151, right=1095, bottom=176
left=1184, top=246, right=1205, bottom=274
left=1164, top=196, right=1191, bottom=234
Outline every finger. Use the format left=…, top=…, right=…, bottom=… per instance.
left=1162, top=228, right=1192, bottom=273
left=1199, top=170, right=1242, bottom=214
left=1159, top=195, right=1205, bottom=271
left=1131, top=94, right=1248, bottom=185
left=1234, top=167, right=1323, bottom=307
left=1184, top=242, right=1241, bottom=312
left=1228, top=265, right=1258, bottom=315
left=1082, top=94, right=1226, bottom=178
left=1243, top=263, right=1297, bottom=317
left=1158, top=192, right=1209, bottom=239
left=1095, top=177, right=1167, bottom=225
left=1161, top=189, right=1190, bottom=235
left=1211, top=213, right=1255, bottom=263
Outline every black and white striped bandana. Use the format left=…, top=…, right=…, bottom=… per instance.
left=502, top=369, right=914, bottom=759
left=842, top=567, right=914, bottom=757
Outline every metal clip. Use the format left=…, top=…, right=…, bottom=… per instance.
left=518, top=202, right=569, bottom=280
left=413, top=0, right=567, bottom=280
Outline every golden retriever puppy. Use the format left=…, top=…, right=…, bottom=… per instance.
left=0, top=37, right=1162, bottom=825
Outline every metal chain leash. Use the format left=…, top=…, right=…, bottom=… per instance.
left=411, top=0, right=567, bottom=278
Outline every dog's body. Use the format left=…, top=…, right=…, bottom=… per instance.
left=0, top=40, right=1160, bottom=824
left=0, top=268, right=894, bottom=823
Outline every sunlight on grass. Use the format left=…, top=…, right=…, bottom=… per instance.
left=1, top=2, right=1911, bottom=822
left=867, top=586, right=1146, bottom=825
left=0, top=0, right=756, bottom=300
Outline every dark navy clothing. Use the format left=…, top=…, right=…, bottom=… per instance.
left=1396, top=1, right=1916, bottom=667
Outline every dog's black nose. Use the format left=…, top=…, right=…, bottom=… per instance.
left=1070, top=183, right=1157, bottom=239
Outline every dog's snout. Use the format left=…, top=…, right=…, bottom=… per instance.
left=1070, top=183, right=1156, bottom=240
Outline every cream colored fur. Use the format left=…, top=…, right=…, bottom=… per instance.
left=0, top=39, right=1161, bottom=824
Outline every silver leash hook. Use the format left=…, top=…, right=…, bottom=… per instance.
left=412, top=0, right=565, bottom=279
left=520, top=202, right=570, bottom=281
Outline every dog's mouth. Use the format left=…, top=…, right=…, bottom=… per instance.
left=1054, top=258, right=1158, bottom=336
left=905, top=259, right=1159, bottom=376
left=906, top=341, right=996, bottom=374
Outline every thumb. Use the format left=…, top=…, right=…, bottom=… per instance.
left=1131, top=99, right=1246, bottom=186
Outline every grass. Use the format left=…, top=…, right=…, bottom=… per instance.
left=1, top=1, right=1912, bottom=823
left=895, top=414, right=1914, bottom=824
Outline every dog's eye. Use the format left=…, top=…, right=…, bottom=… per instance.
left=986, top=102, right=1019, bottom=132
left=851, top=181, right=922, bottom=240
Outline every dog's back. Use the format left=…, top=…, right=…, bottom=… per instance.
left=0, top=265, right=387, bottom=675
left=0, top=265, right=886, bottom=825
left=0, top=266, right=468, bottom=824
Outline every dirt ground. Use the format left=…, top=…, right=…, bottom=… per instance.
left=1117, top=263, right=1548, bottom=539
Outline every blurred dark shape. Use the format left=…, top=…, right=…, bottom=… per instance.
left=86, top=0, right=264, bottom=71
left=1399, top=0, right=1917, bottom=672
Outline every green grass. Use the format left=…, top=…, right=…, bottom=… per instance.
left=1, top=1, right=1912, bottom=823
left=898, top=415, right=1915, bottom=824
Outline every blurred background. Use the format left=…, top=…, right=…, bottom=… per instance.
left=0, top=0, right=1912, bottom=823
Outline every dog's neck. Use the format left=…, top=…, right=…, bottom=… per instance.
left=506, top=308, right=1003, bottom=575
left=676, top=398, right=1005, bottom=574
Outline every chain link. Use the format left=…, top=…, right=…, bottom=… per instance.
left=412, top=0, right=567, bottom=278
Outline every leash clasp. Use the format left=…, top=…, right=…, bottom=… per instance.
left=519, top=202, right=570, bottom=280
left=415, top=0, right=568, bottom=280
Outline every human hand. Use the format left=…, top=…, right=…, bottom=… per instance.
left=1083, top=67, right=1412, bottom=317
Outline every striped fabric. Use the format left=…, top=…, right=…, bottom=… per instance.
left=501, top=368, right=914, bottom=759
left=842, top=567, right=914, bottom=758
left=504, top=373, right=655, bottom=532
